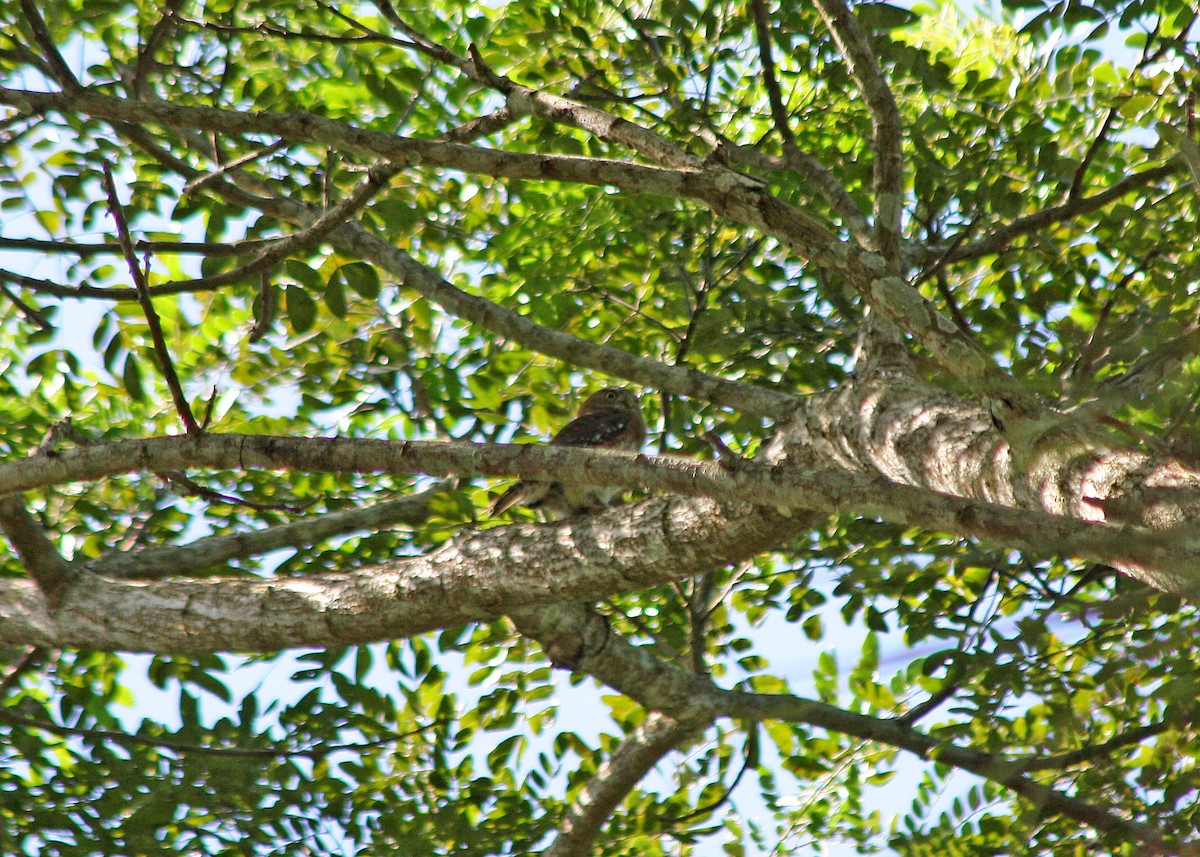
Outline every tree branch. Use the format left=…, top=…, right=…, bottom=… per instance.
left=0, top=266, right=235, bottom=302
left=101, top=162, right=200, bottom=435
left=1065, top=326, right=1200, bottom=423
left=0, top=85, right=1013, bottom=393
left=434, top=105, right=519, bottom=144
left=160, top=158, right=402, bottom=295
left=0, top=497, right=75, bottom=608
left=1011, top=722, right=1169, bottom=773
left=2, top=433, right=1200, bottom=595
left=0, top=494, right=800, bottom=652
left=728, top=690, right=1170, bottom=849
left=0, top=646, right=47, bottom=697
left=72, top=96, right=798, bottom=420
left=88, top=479, right=456, bottom=579
left=814, top=0, right=904, bottom=267
left=513, top=602, right=1173, bottom=851
left=543, top=711, right=709, bottom=857
left=395, top=14, right=703, bottom=170
left=17, top=0, right=81, bottom=91
left=751, top=0, right=794, bottom=149
left=745, top=0, right=872, bottom=245
left=938, top=163, right=1179, bottom=264
left=0, top=235, right=275, bottom=258
left=182, top=140, right=290, bottom=195
left=128, top=0, right=186, bottom=97
left=0, top=280, right=53, bottom=329
left=719, top=140, right=872, bottom=241
left=346, top=227, right=797, bottom=418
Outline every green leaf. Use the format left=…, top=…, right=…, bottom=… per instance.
left=122, top=354, right=145, bottom=400
left=339, top=261, right=381, bottom=299
left=855, top=3, right=917, bottom=30
left=286, top=285, right=317, bottom=333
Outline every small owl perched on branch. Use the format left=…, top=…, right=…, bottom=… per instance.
left=489, top=387, right=646, bottom=518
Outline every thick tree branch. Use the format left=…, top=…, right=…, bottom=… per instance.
left=1, top=433, right=1199, bottom=594
left=0, top=496, right=798, bottom=652
left=147, top=138, right=798, bottom=418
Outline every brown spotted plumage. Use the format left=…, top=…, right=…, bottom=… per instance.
left=489, top=387, right=646, bottom=518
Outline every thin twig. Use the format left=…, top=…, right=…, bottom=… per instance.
left=1068, top=108, right=1117, bottom=201
left=183, top=140, right=289, bottom=194
left=129, top=0, right=186, bottom=97
left=435, top=106, right=519, bottom=144
left=1065, top=266, right=1143, bottom=388
left=177, top=13, right=416, bottom=50
left=913, top=212, right=983, bottom=287
left=1065, top=325, right=1200, bottom=423
left=0, top=280, right=53, bottom=330
left=0, top=707, right=440, bottom=761
left=0, top=235, right=274, bottom=258
left=247, top=271, right=276, bottom=342
left=750, top=0, right=794, bottom=147
left=18, top=0, right=80, bottom=91
left=89, top=479, right=456, bottom=579
left=159, top=471, right=312, bottom=513
left=166, top=158, right=401, bottom=296
left=656, top=726, right=754, bottom=824
left=0, top=647, right=48, bottom=698
left=942, top=163, right=1179, bottom=264
left=0, top=266, right=230, bottom=302
left=101, top=161, right=201, bottom=435
left=35, top=418, right=89, bottom=454
left=1012, top=722, right=1169, bottom=773
left=703, top=431, right=745, bottom=465
left=932, top=270, right=972, bottom=334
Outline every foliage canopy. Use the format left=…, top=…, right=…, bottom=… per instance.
left=1, top=0, right=1199, bottom=854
